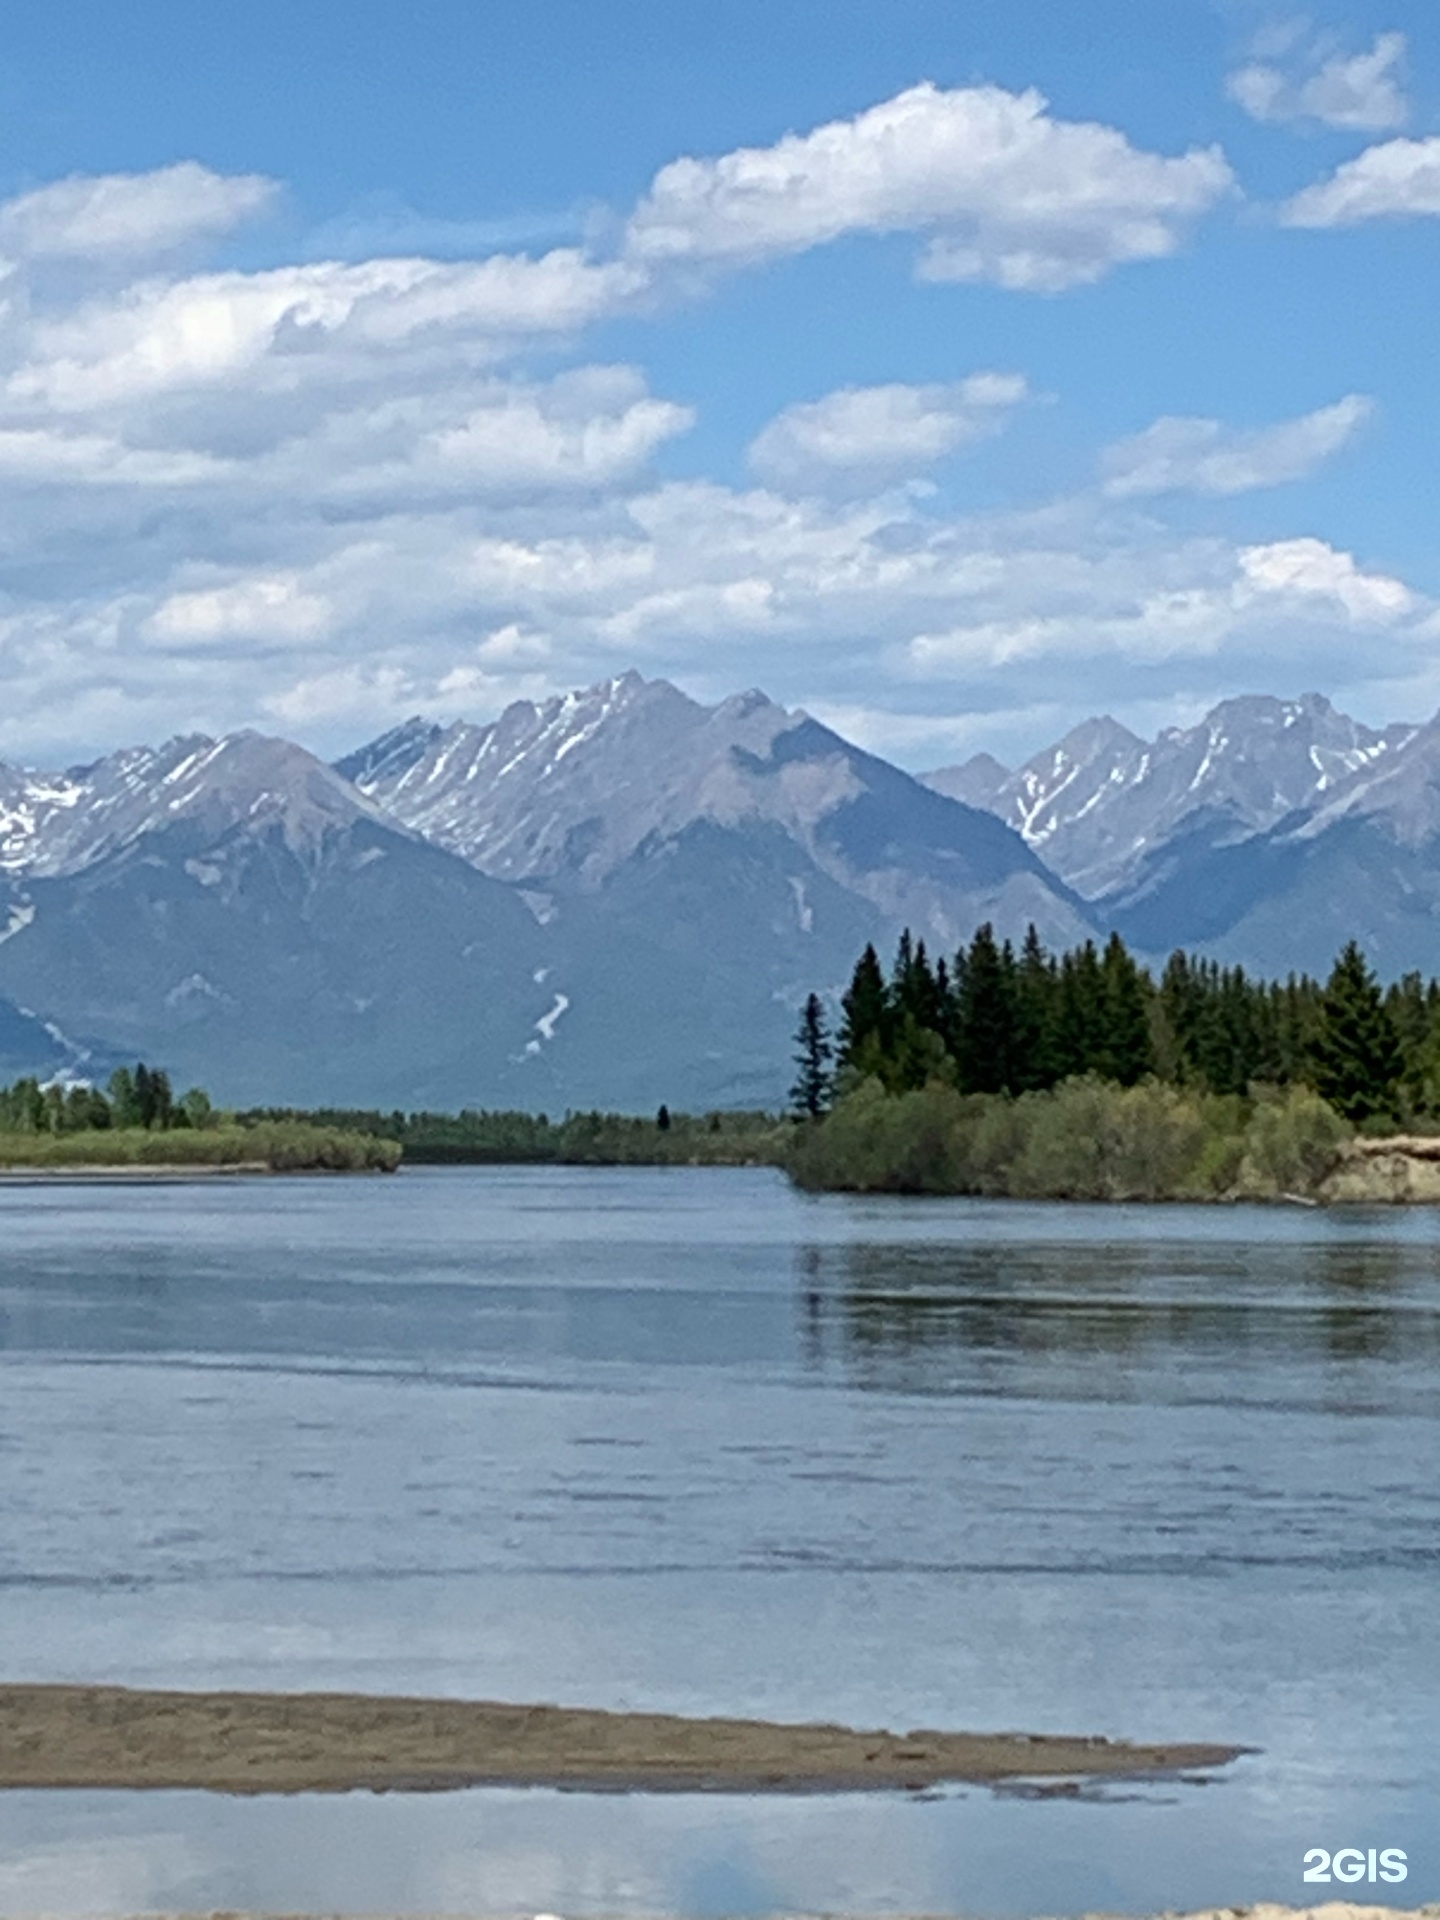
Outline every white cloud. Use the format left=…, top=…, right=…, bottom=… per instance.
left=144, top=575, right=334, bottom=650
left=0, top=162, right=277, bottom=260
left=7, top=251, right=645, bottom=415
left=0, top=140, right=1432, bottom=771
left=1227, top=31, right=1408, bottom=132
left=625, top=82, right=1234, bottom=292
left=1100, top=394, right=1371, bottom=497
left=1282, top=134, right=1440, bottom=226
left=423, top=368, right=693, bottom=492
left=1237, top=536, right=1412, bottom=619
left=748, top=374, right=1027, bottom=491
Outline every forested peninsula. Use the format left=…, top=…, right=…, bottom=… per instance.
left=786, top=927, right=1434, bottom=1201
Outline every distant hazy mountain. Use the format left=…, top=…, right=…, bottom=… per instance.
left=341, top=671, right=1090, bottom=953
left=1103, top=711, right=1440, bottom=978
left=0, top=733, right=560, bottom=1108
left=13, top=673, right=1440, bottom=1110
left=926, top=694, right=1409, bottom=898
left=0, top=688, right=1087, bottom=1109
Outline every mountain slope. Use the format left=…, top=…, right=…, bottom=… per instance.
left=0, top=734, right=559, bottom=1107
left=1102, top=714, right=1440, bottom=977
left=926, top=694, right=1408, bottom=898
left=343, top=671, right=1092, bottom=954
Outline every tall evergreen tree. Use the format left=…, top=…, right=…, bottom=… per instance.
left=955, top=923, right=1015, bottom=1093
left=1054, top=941, right=1106, bottom=1080
left=790, top=993, right=834, bottom=1117
left=1096, top=931, right=1154, bottom=1085
left=837, top=944, right=890, bottom=1078
left=1011, top=924, right=1059, bottom=1091
left=1311, top=942, right=1403, bottom=1123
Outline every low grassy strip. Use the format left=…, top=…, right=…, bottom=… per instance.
left=0, top=1122, right=400, bottom=1173
left=234, top=1105, right=791, bottom=1166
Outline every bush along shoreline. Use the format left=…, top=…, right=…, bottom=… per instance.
left=784, top=928, right=1438, bottom=1201
left=0, top=1066, right=400, bottom=1172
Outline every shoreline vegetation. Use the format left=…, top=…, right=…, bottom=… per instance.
left=781, top=925, right=1440, bottom=1202
left=0, top=1070, right=400, bottom=1172
left=4, top=921, right=1439, bottom=1198
left=0, top=1683, right=1245, bottom=1795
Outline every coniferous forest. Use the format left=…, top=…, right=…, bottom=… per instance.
left=785, top=926, right=1436, bottom=1200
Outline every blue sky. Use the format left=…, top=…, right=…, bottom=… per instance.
left=1, top=0, right=1437, bottom=768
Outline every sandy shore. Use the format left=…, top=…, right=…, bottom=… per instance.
left=0, top=1684, right=1246, bottom=1795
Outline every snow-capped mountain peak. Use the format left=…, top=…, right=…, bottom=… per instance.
left=0, top=730, right=391, bottom=878
left=925, top=692, right=1412, bottom=898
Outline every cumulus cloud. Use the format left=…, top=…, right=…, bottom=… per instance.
left=1227, top=30, right=1409, bottom=132
left=1237, top=535, right=1412, bottom=619
left=144, top=575, right=334, bottom=651
left=748, top=373, right=1028, bottom=491
left=905, top=531, right=1417, bottom=687
left=0, top=162, right=277, bottom=260
left=0, top=140, right=1431, bottom=769
left=1282, top=134, right=1440, bottom=226
left=625, top=82, right=1234, bottom=292
left=1100, top=395, right=1371, bottom=497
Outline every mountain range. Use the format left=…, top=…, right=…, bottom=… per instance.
left=3, top=676, right=1440, bottom=1109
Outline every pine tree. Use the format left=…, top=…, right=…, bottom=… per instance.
left=1093, top=932, right=1154, bottom=1085
left=837, top=943, right=891, bottom=1078
left=1006, top=925, right=1052, bottom=1091
left=1054, top=940, right=1106, bottom=1079
left=1311, top=942, right=1403, bottom=1123
left=790, top=993, right=834, bottom=1117
left=955, top=923, right=1015, bottom=1094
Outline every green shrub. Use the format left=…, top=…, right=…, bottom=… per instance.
left=1236, top=1088, right=1350, bottom=1197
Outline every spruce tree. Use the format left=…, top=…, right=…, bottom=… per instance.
left=1311, top=942, right=1403, bottom=1123
left=1094, top=933, right=1154, bottom=1085
left=1010, top=924, right=1058, bottom=1091
left=790, top=993, right=834, bottom=1117
left=956, top=923, right=1014, bottom=1094
left=837, top=944, right=890, bottom=1077
left=1055, top=941, right=1106, bottom=1079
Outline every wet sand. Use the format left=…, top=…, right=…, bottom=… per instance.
left=0, top=1684, right=1246, bottom=1795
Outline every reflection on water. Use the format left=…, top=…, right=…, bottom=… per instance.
left=801, top=1238, right=1440, bottom=1401
left=1, top=1168, right=1439, bottom=1913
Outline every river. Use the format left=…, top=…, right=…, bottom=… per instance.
left=1, top=1166, right=1436, bottom=1914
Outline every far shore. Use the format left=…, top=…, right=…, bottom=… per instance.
left=0, top=1683, right=1247, bottom=1796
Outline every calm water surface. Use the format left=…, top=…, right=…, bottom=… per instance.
left=1, top=1165, right=1438, bottom=1914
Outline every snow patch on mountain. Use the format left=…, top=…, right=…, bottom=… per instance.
left=926, top=694, right=1412, bottom=897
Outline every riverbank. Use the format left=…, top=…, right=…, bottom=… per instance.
left=0, top=1684, right=1245, bottom=1794
left=0, top=1122, right=401, bottom=1173
left=786, top=1077, right=1373, bottom=1201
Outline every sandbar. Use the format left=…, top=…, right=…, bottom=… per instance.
left=0, top=1683, right=1247, bottom=1795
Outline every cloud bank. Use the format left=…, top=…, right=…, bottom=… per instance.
left=0, top=90, right=1432, bottom=769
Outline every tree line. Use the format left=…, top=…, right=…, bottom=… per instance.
left=0, top=1064, right=213, bottom=1134
left=793, top=927, right=1422, bottom=1127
